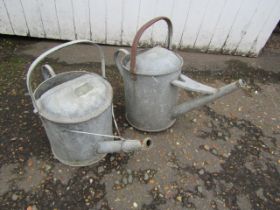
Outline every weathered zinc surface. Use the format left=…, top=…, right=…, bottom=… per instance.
left=0, top=37, right=280, bottom=210
left=115, top=16, right=244, bottom=132
left=0, top=0, right=280, bottom=56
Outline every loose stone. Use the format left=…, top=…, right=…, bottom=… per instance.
left=12, top=194, right=18, bottom=201
left=128, top=175, right=133, bottom=184
left=144, top=173, right=149, bottom=181
left=122, top=177, right=128, bottom=185
left=98, top=166, right=104, bottom=174
left=212, top=149, right=218, bottom=155
left=198, top=169, right=205, bottom=175
left=197, top=186, right=203, bottom=193
left=133, top=202, right=138, bottom=208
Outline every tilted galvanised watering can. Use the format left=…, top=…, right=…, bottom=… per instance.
left=114, top=17, right=245, bottom=132
left=27, top=40, right=151, bottom=167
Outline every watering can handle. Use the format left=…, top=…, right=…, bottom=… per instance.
left=114, top=49, right=130, bottom=77
left=26, top=40, right=106, bottom=113
left=130, top=16, right=173, bottom=79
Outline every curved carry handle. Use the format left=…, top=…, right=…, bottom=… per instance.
left=114, top=49, right=130, bottom=77
left=26, top=40, right=106, bottom=112
left=130, top=16, right=173, bottom=79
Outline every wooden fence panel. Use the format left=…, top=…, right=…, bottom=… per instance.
left=0, top=0, right=279, bottom=56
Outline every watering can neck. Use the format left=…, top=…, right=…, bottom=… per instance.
left=171, top=79, right=245, bottom=118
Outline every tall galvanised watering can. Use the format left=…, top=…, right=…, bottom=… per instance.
left=114, top=17, right=245, bottom=132
left=27, top=40, right=151, bottom=166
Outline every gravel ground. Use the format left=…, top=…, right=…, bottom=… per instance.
left=0, top=36, right=279, bottom=210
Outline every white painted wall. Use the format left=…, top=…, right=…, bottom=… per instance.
left=0, top=0, right=279, bottom=56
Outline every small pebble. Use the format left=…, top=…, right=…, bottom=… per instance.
left=127, top=169, right=132, bottom=174
left=133, top=202, right=138, bottom=208
left=197, top=186, right=203, bottom=193
left=167, top=162, right=178, bottom=168
left=44, top=164, right=52, bottom=171
left=198, top=169, right=205, bottom=175
left=32, top=205, right=38, bottom=210
left=122, top=177, right=128, bottom=185
left=204, top=145, right=210, bottom=151
left=223, top=153, right=230, bottom=158
left=176, top=195, right=182, bottom=202
left=27, top=206, right=33, bottom=210
left=149, top=179, right=155, bottom=184
left=98, top=166, right=104, bottom=174
left=144, top=173, right=149, bottom=181
left=128, top=175, right=133, bottom=184
left=212, top=149, right=218, bottom=155
left=217, top=132, right=223, bottom=137
left=110, top=156, right=115, bottom=162
left=12, top=194, right=18, bottom=201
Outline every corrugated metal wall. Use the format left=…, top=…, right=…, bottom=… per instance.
left=0, top=0, right=280, bottom=56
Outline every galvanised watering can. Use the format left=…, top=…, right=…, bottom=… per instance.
left=114, top=17, right=245, bottom=132
left=27, top=40, right=151, bottom=166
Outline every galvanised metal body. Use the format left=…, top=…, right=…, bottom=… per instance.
left=115, top=17, right=245, bottom=132
left=27, top=40, right=151, bottom=166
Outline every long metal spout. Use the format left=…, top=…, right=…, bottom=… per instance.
left=172, top=79, right=245, bottom=118
left=97, top=138, right=152, bottom=154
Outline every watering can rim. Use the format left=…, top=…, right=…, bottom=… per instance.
left=117, top=47, right=184, bottom=77
left=26, top=40, right=109, bottom=124
left=34, top=71, right=113, bottom=124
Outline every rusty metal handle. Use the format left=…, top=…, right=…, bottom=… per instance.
left=130, top=16, right=173, bottom=78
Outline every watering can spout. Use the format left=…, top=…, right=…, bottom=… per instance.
left=97, top=138, right=152, bottom=154
left=172, top=79, right=245, bottom=118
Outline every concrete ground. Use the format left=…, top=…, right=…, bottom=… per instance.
left=0, top=35, right=279, bottom=210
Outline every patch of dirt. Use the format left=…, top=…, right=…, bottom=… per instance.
left=0, top=36, right=279, bottom=210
